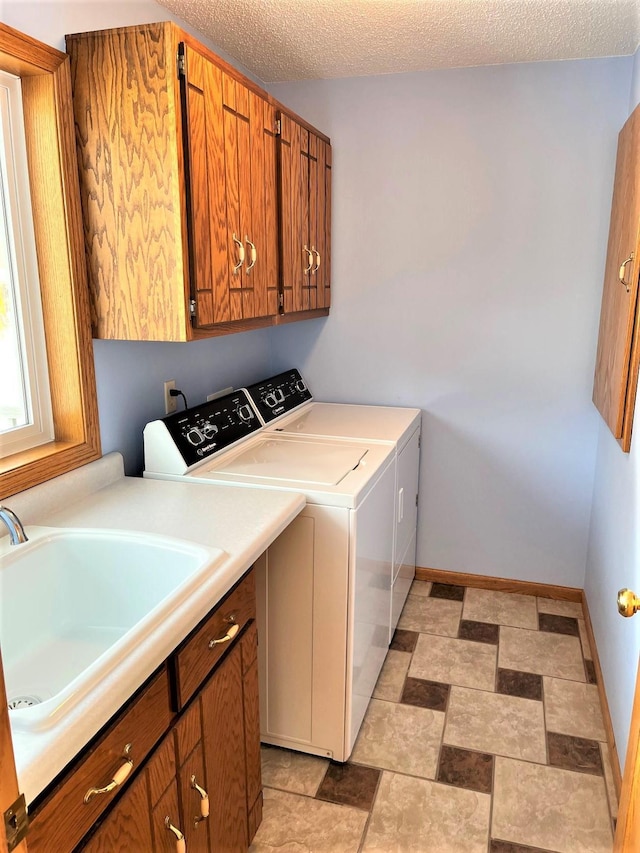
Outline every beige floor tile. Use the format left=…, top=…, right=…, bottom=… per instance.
left=260, top=746, right=329, bottom=796
left=372, top=650, right=411, bottom=702
left=444, top=686, right=546, bottom=763
left=361, top=770, right=491, bottom=853
left=249, top=787, right=367, bottom=852
left=463, top=588, right=537, bottom=629
left=409, top=633, right=496, bottom=691
left=543, top=677, right=606, bottom=740
left=351, top=698, right=444, bottom=778
left=537, top=597, right=584, bottom=619
left=600, top=741, right=619, bottom=820
left=492, top=757, right=612, bottom=852
left=397, top=595, right=461, bottom=636
left=408, top=579, right=432, bottom=597
left=578, top=618, right=593, bottom=660
left=499, top=626, right=585, bottom=681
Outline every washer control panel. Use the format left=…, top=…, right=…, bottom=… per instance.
left=162, top=389, right=261, bottom=466
left=245, top=369, right=312, bottom=423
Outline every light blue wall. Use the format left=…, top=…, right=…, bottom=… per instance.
left=584, top=44, right=640, bottom=775
left=270, top=58, right=632, bottom=589
left=3, top=0, right=274, bottom=475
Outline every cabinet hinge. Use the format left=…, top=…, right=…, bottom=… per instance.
left=274, top=119, right=281, bottom=136
left=189, top=299, right=196, bottom=317
left=4, top=794, right=28, bottom=852
left=177, top=51, right=186, bottom=78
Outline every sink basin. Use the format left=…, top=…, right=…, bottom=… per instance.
left=0, top=527, right=224, bottom=731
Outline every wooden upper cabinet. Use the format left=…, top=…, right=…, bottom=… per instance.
left=66, top=22, right=289, bottom=341
left=279, top=112, right=332, bottom=318
left=593, top=103, right=640, bottom=451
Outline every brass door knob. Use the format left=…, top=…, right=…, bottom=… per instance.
left=617, top=588, right=640, bottom=618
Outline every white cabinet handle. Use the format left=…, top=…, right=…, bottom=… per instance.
left=232, top=233, right=245, bottom=276
left=619, top=253, right=634, bottom=292
left=191, top=774, right=210, bottom=823
left=208, top=620, right=240, bottom=648
left=164, top=817, right=186, bottom=853
left=245, top=236, right=257, bottom=274
left=83, top=745, right=134, bottom=803
left=303, top=246, right=313, bottom=275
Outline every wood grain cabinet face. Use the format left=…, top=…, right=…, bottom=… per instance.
left=279, top=112, right=332, bottom=316
left=66, top=23, right=281, bottom=341
left=593, top=103, right=640, bottom=451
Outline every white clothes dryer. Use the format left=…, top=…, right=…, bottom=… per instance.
left=244, top=370, right=422, bottom=641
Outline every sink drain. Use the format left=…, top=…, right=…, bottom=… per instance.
left=8, top=695, right=42, bottom=709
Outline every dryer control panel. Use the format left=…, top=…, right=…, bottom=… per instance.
left=161, top=389, right=261, bottom=467
left=245, top=369, right=312, bottom=423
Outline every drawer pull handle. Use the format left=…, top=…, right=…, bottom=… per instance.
left=245, top=236, right=257, bottom=274
left=312, top=248, right=321, bottom=274
left=303, top=246, right=313, bottom=275
left=232, top=233, right=245, bottom=276
left=208, top=620, right=240, bottom=648
left=83, top=745, right=134, bottom=803
left=619, top=253, right=635, bottom=292
left=164, top=816, right=186, bottom=853
left=191, top=774, right=210, bottom=821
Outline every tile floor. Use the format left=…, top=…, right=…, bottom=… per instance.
left=249, top=581, right=617, bottom=853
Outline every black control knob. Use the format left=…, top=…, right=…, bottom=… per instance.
left=264, top=392, right=277, bottom=408
left=295, top=380, right=307, bottom=393
left=185, top=428, right=204, bottom=446
left=202, top=422, right=219, bottom=439
left=275, top=388, right=285, bottom=403
left=237, top=404, right=253, bottom=422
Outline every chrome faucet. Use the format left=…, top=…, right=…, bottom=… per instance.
left=0, top=505, right=28, bottom=545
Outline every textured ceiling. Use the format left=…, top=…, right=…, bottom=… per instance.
left=156, top=0, right=640, bottom=82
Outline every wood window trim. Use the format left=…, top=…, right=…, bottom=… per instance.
left=0, top=23, right=100, bottom=500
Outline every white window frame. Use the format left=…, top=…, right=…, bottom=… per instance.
left=0, top=69, right=54, bottom=459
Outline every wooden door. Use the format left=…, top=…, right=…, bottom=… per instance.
left=200, top=643, right=248, bottom=852
left=82, top=774, right=153, bottom=853
left=177, top=744, right=210, bottom=853
left=279, top=113, right=304, bottom=314
left=181, top=44, right=228, bottom=327
left=615, top=657, right=640, bottom=850
left=241, top=624, right=262, bottom=842
left=593, top=103, right=640, bottom=451
left=310, top=136, right=332, bottom=310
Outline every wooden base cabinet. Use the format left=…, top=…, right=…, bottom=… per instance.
left=28, top=570, right=261, bottom=852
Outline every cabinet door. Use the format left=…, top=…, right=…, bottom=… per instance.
left=178, top=744, right=211, bottom=853
left=241, top=623, right=262, bottom=842
left=279, top=113, right=305, bottom=313
left=201, top=641, right=248, bottom=852
left=593, top=104, right=640, bottom=450
left=82, top=774, right=153, bottom=853
left=152, top=779, right=185, bottom=853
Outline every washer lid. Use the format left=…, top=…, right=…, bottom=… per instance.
left=272, top=402, right=421, bottom=443
left=210, top=437, right=368, bottom=485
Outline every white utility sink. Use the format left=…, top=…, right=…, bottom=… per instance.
left=0, top=527, right=224, bottom=732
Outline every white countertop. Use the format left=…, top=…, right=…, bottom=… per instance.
left=4, top=453, right=305, bottom=805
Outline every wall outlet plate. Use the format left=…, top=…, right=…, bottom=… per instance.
left=164, top=380, right=177, bottom=414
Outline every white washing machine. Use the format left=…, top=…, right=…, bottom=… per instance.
left=244, top=369, right=422, bottom=642
left=143, top=389, right=396, bottom=761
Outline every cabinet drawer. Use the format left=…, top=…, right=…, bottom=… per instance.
left=174, top=570, right=256, bottom=708
left=28, top=668, right=173, bottom=853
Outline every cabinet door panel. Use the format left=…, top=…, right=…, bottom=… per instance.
left=201, top=644, right=248, bottom=852
left=237, top=109, right=255, bottom=319
left=323, top=143, right=332, bottom=309
left=223, top=102, right=244, bottom=322
left=241, top=623, right=261, bottom=837
left=299, top=128, right=310, bottom=313
left=249, top=94, right=278, bottom=319
left=178, top=744, right=210, bottom=853
left=152, top=779, right=184, bottom=853
left=593, top=105, right=640, bottom=448
left=83, top=773, right=153, bottom=853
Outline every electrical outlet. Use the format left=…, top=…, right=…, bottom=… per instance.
left=164, top=380, right=177, bottom=414
left=206, top=386, right=233, bottom=402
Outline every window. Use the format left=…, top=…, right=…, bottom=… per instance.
left=0, top=23, right=101, bottom=499
left=0, top=69, right=54, bottom=457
